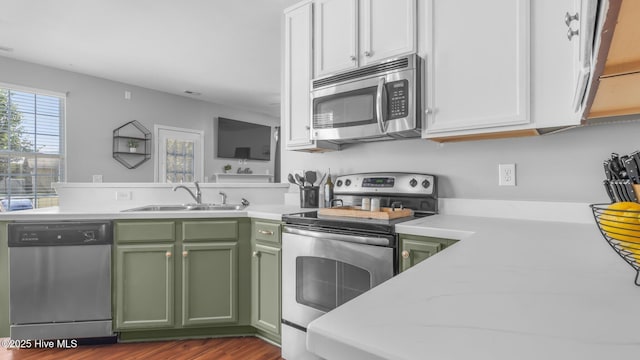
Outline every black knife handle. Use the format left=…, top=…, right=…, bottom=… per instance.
left=624, top=157, right=640, bottom=183
left=626, top=180, right=638, bottom=203
left=604, top=180, right=615, bottom=203
left=604, top=160, right=613, bottom=180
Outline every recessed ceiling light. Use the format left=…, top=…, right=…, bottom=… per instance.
left=184, top=90, right=201, bottom=96
left=0, top=46, right=14, bottom=52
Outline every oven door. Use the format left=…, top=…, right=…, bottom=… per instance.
left=282, top=227, right=394, bottom=329
left=311, top=69, right=416, bottom=142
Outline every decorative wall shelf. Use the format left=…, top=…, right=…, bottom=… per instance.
left=113, top=120, right=152, bottom=169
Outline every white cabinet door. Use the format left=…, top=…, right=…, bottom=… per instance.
left=314, top=0, right=359, bottom=77
left=284, top=1, right=340, bottom=152
left=284, top=2, right=314, bottom=148
left=360, top=0, right=416, bottom=66
left=530, top=0, right=583, bottom=129
left=424, top=0, right=530, bottom=137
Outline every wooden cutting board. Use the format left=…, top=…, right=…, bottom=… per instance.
left=318, top=206, right=413, bottom=220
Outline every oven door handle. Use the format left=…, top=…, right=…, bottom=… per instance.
left=284, top=226, right=392, bottom=247
left=376, top=77, right=388, bottom=134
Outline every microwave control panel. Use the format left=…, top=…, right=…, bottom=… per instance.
left=386, top=80, right=409, bottom=120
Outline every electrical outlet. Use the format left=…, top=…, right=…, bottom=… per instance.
left=498, top=164, right=516, bottom=186
left=92, top=175, right=103, bottom=183
left=115, top=191, right=132, bottom=201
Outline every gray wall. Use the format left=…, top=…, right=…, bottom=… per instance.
left=0, top=56, right=278, bottom=183
left=281, top=120, right=640, bottom=204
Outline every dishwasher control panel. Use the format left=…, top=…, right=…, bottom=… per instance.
left=8, top=221, right=113, bottom=247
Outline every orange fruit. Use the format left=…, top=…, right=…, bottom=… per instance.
left=600, top=203, right=640, bottom=263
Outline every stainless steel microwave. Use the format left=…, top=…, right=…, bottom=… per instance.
left=310, top=54, right=422, bottom=144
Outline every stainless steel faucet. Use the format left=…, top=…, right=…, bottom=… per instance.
left=172, top=181, right=202, bottom=204
left=219, top=191, right=227, bottom=205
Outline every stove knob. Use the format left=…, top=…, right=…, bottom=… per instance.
left=345, top=179, right=351, bottom=186
left=336, top=180, right=343, bottom=187
left=409, top=178, right=418, bottom=187
left=422, top=179, right=431, bottom=189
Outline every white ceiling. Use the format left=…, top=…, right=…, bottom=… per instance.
left=0, top=0, right=301, bottom=118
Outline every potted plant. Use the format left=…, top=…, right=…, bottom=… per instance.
left=127, top=139, right=139, bottom=153
left=223, top=164, right=232, bottom=174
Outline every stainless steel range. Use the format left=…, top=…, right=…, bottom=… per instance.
left=281, top=172, right=437, bottom=359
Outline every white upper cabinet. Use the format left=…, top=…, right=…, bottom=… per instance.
left=359, top=0, right=417, bottom=66
left=423, top=0, right=531, bottom=139
left=314, top=0, right=359, bottom=77
left=284, top=1, right=340, bottom=151
left=530, top=0, right=584, bottom=128
left=284, top=1, right=315, bottom=148
left=314, top=0, right=416, bottom=78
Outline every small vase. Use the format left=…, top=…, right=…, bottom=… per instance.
left=129, top=147, right=137, bottom=153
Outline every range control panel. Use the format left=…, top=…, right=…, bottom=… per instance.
left=334, top=172, right=436, bottom=196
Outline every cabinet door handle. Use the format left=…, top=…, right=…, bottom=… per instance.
left=401, top=250, right=410, bottom=259
left=252, top=251, right=260, bottom=257
left=567, top=28, right=579, bottom=41
left=165, top=251, right=172, bottom=258
left=258, top=229, right=274, bottom=236
left=350, top=55, right=357, bottom=61
left=564, top=11, right=579, bottom=27
left=364, top=51, right=372, bottom=57
left=182, top=250, right=188, bottom=257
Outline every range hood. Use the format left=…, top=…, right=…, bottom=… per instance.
left=583, top=0, right=640, bottom=121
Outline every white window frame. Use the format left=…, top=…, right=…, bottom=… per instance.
left=0, top=82, right=66, bottom=209
left=153, top=124, right=204, bottom=183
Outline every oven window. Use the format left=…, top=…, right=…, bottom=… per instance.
left=313, top=87, right=376, bottom=129
left=295, top=256, right=371, bottom=312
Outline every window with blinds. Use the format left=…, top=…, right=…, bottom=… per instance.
left=0, top=85, right=65, bottom=211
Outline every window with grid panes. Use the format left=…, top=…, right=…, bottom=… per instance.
left=0, top=85, right=65, bottom=210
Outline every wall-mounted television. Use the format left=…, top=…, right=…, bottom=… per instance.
left=217, top=117, right=271, bottom=161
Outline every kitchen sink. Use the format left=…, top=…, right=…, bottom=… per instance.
left=122, top=203, right=247, bottom=212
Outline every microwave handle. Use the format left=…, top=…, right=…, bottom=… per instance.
left=376, top=77, right=387, bottom=134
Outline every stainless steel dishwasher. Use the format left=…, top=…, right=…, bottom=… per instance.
left=8, top=221, right=113, bottom=340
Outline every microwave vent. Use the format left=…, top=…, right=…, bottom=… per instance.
left=313, top=57, right=411, bottom=89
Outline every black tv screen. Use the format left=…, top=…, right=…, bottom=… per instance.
left=217, top=117, right=271, bottom=161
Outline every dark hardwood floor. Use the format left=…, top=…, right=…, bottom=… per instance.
left=0, top=336, right=282, bottom=360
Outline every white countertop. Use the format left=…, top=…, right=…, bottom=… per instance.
left=0, top=204, right=310, bottom=222
left=307, top=214, right=640, bottom=360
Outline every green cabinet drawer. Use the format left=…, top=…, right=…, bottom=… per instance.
left=252, top=220, right=281, bottom=245
left=116, top=221, right=175, bottom=243
left=182, top=220, right=238, bottom=242
left=398, top=234, right=458, bottom=272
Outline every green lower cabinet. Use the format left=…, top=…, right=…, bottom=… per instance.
left=114, top=219, right=243, bottom=334
left=115, top=243, right=175, bottom=329
left=182, top=242, right=238, bottom=326
left=251, top=242, right=281, bottom=336
left=399, top=234, right=458, bottom=272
